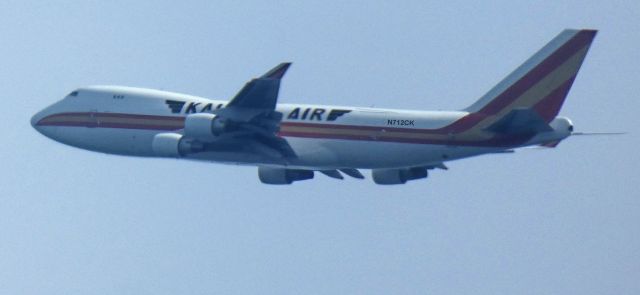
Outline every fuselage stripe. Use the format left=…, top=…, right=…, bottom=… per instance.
left=36, top=111, right=535, bottom=147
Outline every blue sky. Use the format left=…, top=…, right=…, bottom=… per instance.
left=1, top=0, right=638, bottom=294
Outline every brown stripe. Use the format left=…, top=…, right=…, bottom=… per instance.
left=37, top=111, right=534, bottom=147
left=476, top=30, right=595, bottom=115
left=533, top=75, right=577, bottom=121
left=439, top=30, right=595, bottom=134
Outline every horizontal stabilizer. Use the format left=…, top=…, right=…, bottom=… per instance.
left=486, top=108, right=552, bottom=135
left=541, top=140, right=561, bottom=147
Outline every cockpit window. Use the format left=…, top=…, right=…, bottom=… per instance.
left=68, top=91, right=79, bottom=97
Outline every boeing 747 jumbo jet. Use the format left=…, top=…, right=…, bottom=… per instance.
left=32, top=29, right=598, bottom=184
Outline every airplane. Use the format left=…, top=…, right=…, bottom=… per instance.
left=32, top=29, right=600, bottom=185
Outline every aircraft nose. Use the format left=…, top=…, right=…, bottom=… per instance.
left=31, top=107, right=53, bottom=136
left=32, top=94, right=73, bottom=140
left=31, top=111, right=43, bottom=129
left=31, top=114, right=40, bottom=129
left=31, top=107, right=51, bottom=128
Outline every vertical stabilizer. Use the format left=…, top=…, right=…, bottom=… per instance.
left=464, top=29, right=597, bottom=122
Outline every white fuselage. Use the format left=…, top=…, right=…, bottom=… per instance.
left=31, top=85, right=568, bottom=170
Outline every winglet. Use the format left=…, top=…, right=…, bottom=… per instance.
left=261, top=62, right=292, bottom=79
left=223, top=63, right=292, bottom=112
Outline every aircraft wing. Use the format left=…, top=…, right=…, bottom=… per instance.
left=213, top=63, right=291, bottom=122
left=209, top=63, right=295, bottom=158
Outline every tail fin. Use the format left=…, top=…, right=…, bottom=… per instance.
left=464, top=29, right=597, bottom=122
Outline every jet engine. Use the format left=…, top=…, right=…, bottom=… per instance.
left=258, top=167, right=314, bottom=184
left=152, top=132, right=203, bottom=157
left=184, top=113, right=229, bottom=139
left=372, top=167, right=428, bottom=185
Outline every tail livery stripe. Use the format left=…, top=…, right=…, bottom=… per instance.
left=464, top=29, right=597, bottom=118
left=403, top=29, right=596, bottom=135
left=533, top=75, right=577, bottom=121
left=470, top=30, right=595, bottom=114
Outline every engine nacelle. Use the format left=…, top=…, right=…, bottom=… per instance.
left=151, top=133, right=203, bottom=157
left=258, top=167, right=314, bottom=185
left=184, top=113, right=228, bottom=139
left=372, top=167, right=428, bottom=185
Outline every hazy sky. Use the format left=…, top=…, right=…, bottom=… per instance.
left=1, top=1, right=638, bottom=294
